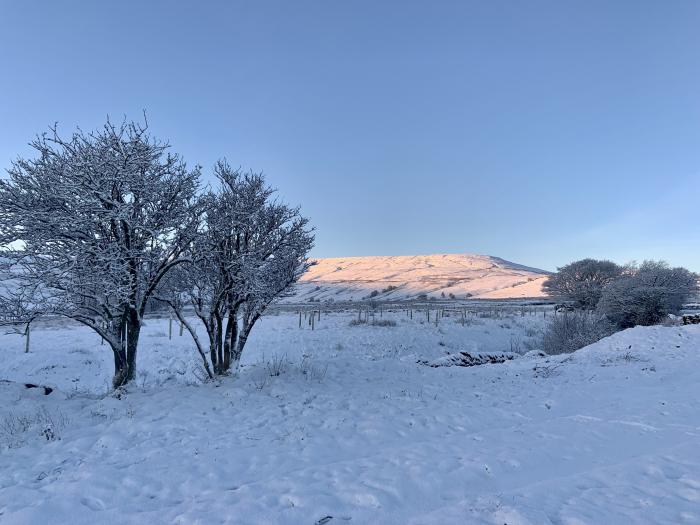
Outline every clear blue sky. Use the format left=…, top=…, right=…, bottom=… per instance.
left=1, top=1, right=699, bottom=271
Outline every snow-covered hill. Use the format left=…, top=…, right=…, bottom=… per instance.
left=288, top=253, right=550, bottom=302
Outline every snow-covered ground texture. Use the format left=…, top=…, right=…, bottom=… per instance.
left=288, top=253, right=549, bottom=302
left=1, top=310, right=700, bottom=524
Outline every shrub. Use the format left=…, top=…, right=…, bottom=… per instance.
left=598, top=260, right=698, bottom=328
left=542, top=311, right=615, bottom=355
left=349, top=318, right=396, bottom=327
left=543, top=259, right=623, bottom=309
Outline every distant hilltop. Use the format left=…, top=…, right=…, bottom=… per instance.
left=285, top=253, right=551, bottom=303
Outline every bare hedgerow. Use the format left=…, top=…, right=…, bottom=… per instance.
left=542, top=311, right=615, bottom=355
left=349, top=319, right=396, bottom=327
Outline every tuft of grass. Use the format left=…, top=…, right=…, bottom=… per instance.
left=266, top=353, right=289, bottom=377
left=1, top=406, right=70, bottom=448
left=298, top=355, right=328, bottom=382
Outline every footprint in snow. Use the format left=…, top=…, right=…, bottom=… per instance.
left=80, top=496, right=106, bottom=511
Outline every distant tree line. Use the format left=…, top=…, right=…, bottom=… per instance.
left=0, top=118, right=314, bottom=387
left=544, top=258, right=697, bottom=327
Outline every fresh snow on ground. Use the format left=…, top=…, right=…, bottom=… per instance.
left=289, top=254, right=549, bottom=302
left=1, top=309, right=699, bottom=524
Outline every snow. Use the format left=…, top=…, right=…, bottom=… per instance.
left=289, top=254, right=549, bottom=302
left=1, top=309, right=699, bottom=524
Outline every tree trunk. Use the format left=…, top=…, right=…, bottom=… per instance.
left=210, top=340, right=219, bottom=374
left=111, top=321, right=129, bottom=388
left=215, top=313, right=224, bottom=374
left=207, top=315, right=219, bottom=373
left=222, top=305, right=238, bottom=374
left=125, top=312, right=141, bottom=384
left=232, top=320, right=254, bottom=371
left=111, top=310, right=141, bottom=388
left=168, top=305, right=214, bottom=379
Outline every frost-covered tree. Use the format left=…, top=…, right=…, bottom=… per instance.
left=598, top=260, right=698, bottom=328
left=543, top=258, right=623, bottom=309
left=0, top=119, right=201, bottom=387
left=158, top=160, right=313, bottom=376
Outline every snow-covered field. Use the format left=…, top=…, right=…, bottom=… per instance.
left=1, top=309, right=699, bottom=524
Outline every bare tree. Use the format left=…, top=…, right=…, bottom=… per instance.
left=598, top=260, right=698, bottom=328
left=543, top=258, right=623, bottom=309
left=0, top=118, right=201, bottom=387
left=158, top=160, right=313, bottom=376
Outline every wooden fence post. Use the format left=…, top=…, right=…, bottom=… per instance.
left=24, top=322, right=30, bottom=353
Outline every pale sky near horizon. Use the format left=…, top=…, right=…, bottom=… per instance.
left=1, top=1, right=699, bottom=272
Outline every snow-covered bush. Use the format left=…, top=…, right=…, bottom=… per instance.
left=0, top=118, right=201, bottom=387
left=0, top=118, right=313, bottom=387
left=158, top=160, right=314, bottom=377
left=543, top=259, right=623, bottom=309
left=541, top=311, right=615, bottom=355
left=598, top=261, right=698, bottom=329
